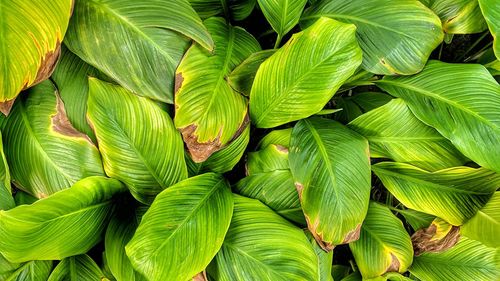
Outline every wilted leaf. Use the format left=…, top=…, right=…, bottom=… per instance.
left=411, top=218, right=461, bottom=256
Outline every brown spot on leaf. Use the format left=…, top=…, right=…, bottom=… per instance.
left=192, top=272, right=207, bottom=281
left=0, top=98, right=16, bottom=116
left=294, top=182, right=304, bottom=201
left=181, top=124, right=222, bottom=163
left=342, top=224, right=361, bottom=244
left=386, top=253, right=400, bottom=273
left=52, top=93, right=92, bottom=143
left=30, top=41, right=62, bottom=88
left=411, top=224, right=460, bottom=256
left=175, top=72, right=184, bottom=94
left=275, top=144, right=288, bottom=153
left=304, top=213, right=335, bottom=252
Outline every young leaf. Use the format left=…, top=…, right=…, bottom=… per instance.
left=257, top=0, right=308, bottom=41
left=461, top=191, right=500, bottom=248
left=47, top=255, right=106, bottom=281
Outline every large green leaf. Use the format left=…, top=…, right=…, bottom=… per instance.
left=302, top=0, right=443, bottom=75
left=87, top=79, right=187, bottom=204
left=289, top=117, right=371, bottom=249
left=227, top=50, right=276, bottom=97
left=479, top=0, right=500, bottom=60
left=427, top=0, right=487, bottom=34
left=1, top=80, right=104, bottom=198
left=0, top=132, right=13, bottom=211
left=0, top=254, right=52, bottom=281
left=175, top=17, right=260, bottom=162
left=257, top=0, right=308, bottom=41
left=348, top=99, right=467, bottom=171
left=373, top=162, right=499, bottom=225
left=189, top=0, right=257, bottom=21
left=207, top=195, right=318, bottom=281
left=377, top=61, right=500, bottom=173
left=126, top=173, right=233, bottom=281
left=250, top=17, right=362, bottom=128
left=409, top=237, right=498, bottom=281
left=0, top=176, right=125, bottom=262
left=461, top=191, right=500, bottom=248
left=47, top=255, right=106, bottom=281
left=349, top=202, right=413, bottom=279
left=0, top=0, right=72, bottom=115
left=64, top=0, right=212, bottom=103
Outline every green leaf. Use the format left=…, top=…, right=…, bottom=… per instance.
left=189, top=0, right=257, bottom=21
left=175, top=17, right=260, bottom=162
left=0, top=132, right=14, bottom=211
left=246, top=144, right=289, bottom=175
left=394, top=208, right=435, bottom=231
left=331, top=265, right=351, bottom=281
left=305, top=231, right=333, bottom=281
left=0, top=254, right=52, bottom=281
left=250, top=17, right=362, bottom=128
left=227, top=50, right=276, bottom=96
left=289, top=117, right=371, bottom=249
left=348, top=99, right=467, bottom=171
left=13, top=190, right=38, bottom=206
left=427, top=0, right=488, bottom=34
left=65, top=0, right=212, bottom=103
left=0, top=176, right=126, bottom=262
left=461, top=191, right=500, bottom=248
left=87, top=79, right=187, bottom=204
left=377, top=61, right=500, bottom=173
left=409, top=237, right=498, bottom=281
left=302, top=0, right=443, bottom=75
left=479, top=0, right=500, bottom=60
left=1, top=80, right=104, bottom=198
left=0, top=0, right=72, bottom=115
left=257, top=128, right=292, bottom=149
left=257, top=0, right=308, bottom=39
left=126, top=173, right=234, bottom=281
left=349, top=202, right=413, bottom=279
left=372, top=162, right=499, bottom=225
left=207, top=194, right=318, bottom=281
left=47, top=255, right=106, bottom=281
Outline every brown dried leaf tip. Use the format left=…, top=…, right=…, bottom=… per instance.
left=181, top=124, right=222, bottom=163
left=0, top=98, right=16, bottom=116
left=192, top=271, right=208, bottom=281
left=52, top=93, right=92, bottom=143
left=411, top=223, right=460, bottom=256
left=32, top=41, right=62, bottom=87
left=386, top=253, right=401, bottom=273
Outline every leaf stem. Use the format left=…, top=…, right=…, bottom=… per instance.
left=274, top=34, right=282, bottom=49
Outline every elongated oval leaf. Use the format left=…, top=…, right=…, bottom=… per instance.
left=289, top=117, right=371, bottom=249
left=427, top=0, right=487, bottom=34
left=0, top=176, right=126, bottom=262
left=87, top=79, right=187, bottom=204
left=250, top=17, right=362, bottom=128
left=0, top=0, right=72, bottom=114
left=373, top=162, right=499, bottom=225
left=65, top=0, right=212, bottom=103
left=302, top=0, right=443, bottom=75
left=1, top=80, right=104, bottom=198
left=0, top=132, right=14, bottom=211
left=207, top=195, right=318, bottom=281
left=478, top=0, right=500, bottom=59
left=175, top=17, right=260, bottom=162
left=47, top=255, right=105, bottom=281
left=257, top=0, right=308, bottom=39
left=126, top=173, right=233, bottom=281
left=377, top=61, right=500, bottom=173
left=461, top=191, right=500, bottom=248
left=0, top=254, right=52, bottom=281
left=348, top=99, right=467, bottom=171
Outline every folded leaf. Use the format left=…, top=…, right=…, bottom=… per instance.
left=302, top=0, right=443, bottom=75
left=289, top=117, right=371, bottom=249
left=377, top=61, right=500, bottom=173
left=0, top=176, right=125, bottom=262
left=87, top=79, right=187, bottom=204
left=0, top=254, right=52, bottom=281
left=257, top=0, right=308, bottom=39
left=126, top=173, right=233, bottom=281
left=175, top=17, right=260, bottom=162
left=47, top=255, right=106, bottom=281
left=250, top=17, right=362, bottom=128
left=461, top=191, right=500, bottom=248
left=427, top=0, right=487, bottom=34
left=478, top=0, right=500, bottom=59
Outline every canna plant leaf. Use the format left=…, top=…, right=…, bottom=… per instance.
left=246, top=143, right=289, bottom=175
left=250, top=17, right=362, bottom=128
left=207, top=194, right=318, bottom=281
left=87, top=79, right=187, bottom=204
left=227, top=50, right=276, bottom=97
left=175, top=17, right=260, bottom=162
left=257, top=128, right=292, bottom=149
left=126, top=173, right=234, bottom=281
left=1, top=80, right=104, bottom=198
left=478, top=0, right=500, bottom=59
left=189, top=0, right=257, bottom=21
left=47, top=255, right=106, bottom=281
left=0, top=0, right=73, bottom=115
left=426, top=0, right=488, bottom=34
left=461, top=191, right=500, bottom=248
left=289, top=117, right=371, bottom=250
left=348, top=99, right=467, bottom=171
left=0, top=254, right=52, bottom=281
left=65, top=0, right=213, bottom=103
left=257, top=0, right=308, bottom=41
left=302, top=0, right=443, bottom=75
left=0, top=132, right=14, bottom=211
left=306, top=231, right=334, bottom=281
left=0, top=176, right=126, bottom=262
left=394, top=208, right=436, bottom=231
left=377, top=61, right=500, bottom=173
left=373, top=162, right=500, bottom=225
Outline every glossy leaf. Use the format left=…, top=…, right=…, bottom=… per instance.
left=47, top=255, right=106, bottom=281
left=189, top=0, right=257, bottom=20
left=377, top=61, right=500, bottom=173
left=289, top=117, right=371, bottom=249
left=246, top=144, right=289, bottom=175
left=427, top=0, right=487, bottom=34
left=461, top=191, right=500, bottom=248
left=257, top=0, right=308, bottom=39
left=175, top=17, right=260, bottom=162
left=87, top=79, right=187, bottom=204
left=373, top=162, right=499, bottom=225
left=227, top=50, right=276, bottom=96
left=126, top=173, right=234, bottom=281
left=478, top=0, right=500, bottom=59
left=0, top=176, right=125, bottom=262
left=0, top=254, right=52, bottom=281
left=302, top=0, right=443, bottom=75
left=0, top=132, right=14, bottom=211
left=257, top=128, right=292, bottom=149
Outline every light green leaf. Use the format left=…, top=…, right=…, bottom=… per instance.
left=479, top=0, right=500, bottom=60
left=87, top=79, right=187, bottom=204
left=47, top=255, right=106, bottom=281
left=0, top=176, right=126, bottom=262
left=246, top=144, right=289, bottom=175
left=302, top=0, right=443, bottom=75
left=0, top=132, right=14, bottom=211
left=175, top=17, right=260, bottom=162
left=373, top=162, right=499, bottom=225
left=228, top=50, right=276, bottom=97
left=0, top=254, right=52, bottom=281
left=461, top=191, right=500, bottom=248
left=250, top=17, right=362, bottom=128
left=348, top=99, right=467, bottom=171
left=189, top=0, right=257, bottom=21
left=289, top=117, right=371, bottom=249
left=207, top=195, right=318, bottom=281
left=126, top=173, right=234, bottom=281
left=257, top=0, right=308, bottom=39
left=1, top=80, right=104, bottom=198
left=257, top=128, right=292, bottom=149
left=427, top=0, right=487, bottom=34
left=377, top=61, right=500, bottom=173
left=0, top=0, right=72, bottom=114
left=305, top=231, right=333, bottom=281
left=65, top=0, right=212, bottom=103
left=349, top=202, right=413, bottom=279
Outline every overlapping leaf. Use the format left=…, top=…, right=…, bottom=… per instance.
left=246, top=144, right=289, bottom=175
left=479, top=0, right=500, bottom=59
left=257, top=0, right=308, bottom=41
left=189, top=0, right=256, bottom=20
left=227, top=50, right=276, bottom=97
left=461, top=191, right=500, bottom=248
left=0, top=132, right=14, bottom=211
left=258, top=128, right=292, bottom=149
left=427, top=0, right=487, bottom=34
left=47, top=255, right=106, bottom=281
left=0, top=254, right=52, bottom=281
left=306, top=231, right=333, bottom=281
left=87, top=79, right=187, bottom=204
